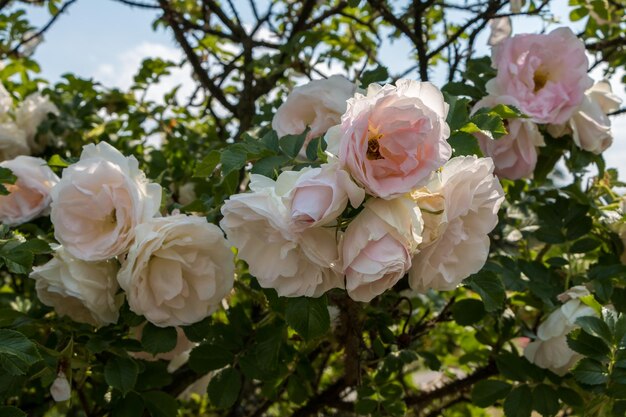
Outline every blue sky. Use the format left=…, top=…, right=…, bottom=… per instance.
left=19, top=0, right=626, bottom=179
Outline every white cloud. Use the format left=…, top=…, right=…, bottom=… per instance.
left=92, top=41, right=196, bottom=103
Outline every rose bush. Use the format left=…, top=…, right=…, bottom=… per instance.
left=0, top=1, right=625, bottom=417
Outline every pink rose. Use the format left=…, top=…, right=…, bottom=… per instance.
left=486, top=27, right=592, bottom=124
left=472, top=96, right=544, bottom=180
left=272, top=75, right=357, bottom=142
left=343, top=197, right=423, bottom=302
left=336, top=79, right=451, bottom=199
left=286, top=163, right=364, bottom=231
left=0, top=155, right=59, bottom=226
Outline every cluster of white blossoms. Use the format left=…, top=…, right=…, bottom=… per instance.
left=0, top=81, right=59, bottom=160
left=221, top=77, right=505, bottom=302
left=28, top=142, right=234, bottom=327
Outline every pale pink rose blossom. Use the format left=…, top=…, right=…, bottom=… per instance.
left=472, top=96, right=544, bottom=180
left=51, top=142, right=162, bottom=261
left=549, top=81, right=622, bottom=154
left=0, top=156, right=59, bottom=226
left=220, top=173, right=344, bottom=298
left=486, top=27, right=592, bottom=124
left=343, top=197, right=423, bottom=302
left=118, top=214, right=234, bottom=328
left=409, top=156, right=504, bottom=292
left=286, top=163, right=364, bottom=231
left=272, top=75, right=357, bottom=144
left=29, top=245, right=122, bottom=326
left=337, top=79, right=451, bottom=199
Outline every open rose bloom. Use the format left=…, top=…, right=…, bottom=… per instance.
left=50, top=142, right=162, bottom=261
left=0, top=155, right=59, bottom=226
left=334, top=79, right=451, bottom=199
left=118, top=214, right=234, bottom=327
left=487, top=27, right=592, bottom=125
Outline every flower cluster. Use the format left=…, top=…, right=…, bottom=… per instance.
left=0, top=82, right=59, bottom=160
left=476, top=27, right=622, bottom=180
left=28, top=142, right=234, bottom=327
left=221, top=78, right=505, bottom=302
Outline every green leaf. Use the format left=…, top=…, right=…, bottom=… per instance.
left=445, top=94, right=470, bottom=131
left=0, top=330, right=42, bottom=376
left=575, top=316, right=613, bottom=344
left=141, top=323, right=177, bottom=355
left=572, top=358, right=609, bottom=385
left=208, top=366, right=242, bottom=409
left=471, top=379, right=512, bottom=407
left=570, top=6, right=589, bottom=21
left=448, top=131, right=483, bottom=157
left=47, top=154, right=70, bottom=168
left=504, top=385, right=533, bottom=417
left=194, top=150, right=220, bottom=178
left=532, top=384, right=560, bottom=416
left=182, top=317, right=212, bottom=343
left=142, top=391, right=178, bottom=417
left=567, top=329, right=611, bottom=358
left=104, top=356, right=139, bottom=395
left=570, top=237, right=601, bottom=253
left=112, top=391, right=144, bottom=417
left=557, top=387, right=583, bottom=407
left=0, top=167, right=16, bottom=196
left=452, top=298, right=485, bottom=326
left=467, top=271, right=506, bottom=312
left=279, top=132, right=307, bottom=158
left=188, top=343, right=234, bottom=374
left=220, top=146, right=248, bottom=176
left=0, top=406, right=26, bottom=417
left=285, top=296, right=330, bottom=340
left=251, top=155, right=290, bottom=177
left=361, top=66, right=389, bottom=86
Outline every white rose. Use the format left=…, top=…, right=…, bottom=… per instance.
left=220, top=174, right=343, bottom=298
left=15, top=92, right=59, bottom=153
left=118, top=214, right=234, bottom=327
left=0, top=156, right=59, bottom=226
left=272, top=75, right=357, bottom=152
left=408, top=156, right=504, bottom=292
left=29, top=246, right=122, bottom=326
left=343, top=197, right=423, bottom=302
left=569, top=81, right=622, bottom=154
left=285, top=163, right=364, bottom=231
left=0, top=122, right=30, bottom=162
left=549, top=81, right=622, bottom=154
left=50, top=142, right=162, bottom=261
left=50, top=372, right=71, bottom=402
left=524, top=287, right=597, bottom=375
